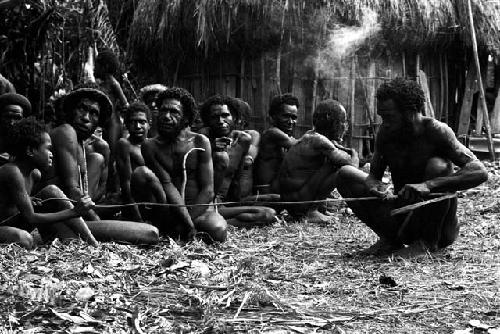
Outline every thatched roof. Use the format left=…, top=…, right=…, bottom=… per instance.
left=127, top=0, right=500, bottom=73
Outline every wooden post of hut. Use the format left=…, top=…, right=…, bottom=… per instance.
left=467, top=0, right=495, bottom=160
left=349, top=56, right=356, bottom=149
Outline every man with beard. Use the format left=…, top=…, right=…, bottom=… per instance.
left=336, top=78, right=488, bottom=256
left=254, top=93, right=299, bottom=194
left=0, top=93, right=32, bottom=166
left=199, top=95, right=275, bottom=227
left=43, top=87, right=159, bottom=244
left=116, top=102, right=150, bottom=222
left=132, top=88, right=227, bottom=242
left=139, top=84, right=167, bottom=138
left=279, top=100, right=358, bottom=223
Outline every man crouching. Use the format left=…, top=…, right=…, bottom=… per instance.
left=336, top=78, right=488, bottom=256
left=279, top=99, right=358, bottom=223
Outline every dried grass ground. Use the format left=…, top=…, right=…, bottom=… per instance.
left=0, top=165, right=499, bottom=333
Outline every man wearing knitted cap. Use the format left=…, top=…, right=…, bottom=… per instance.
left=336, top=78, right=488, bottom=256
left=139, top=84, right=167, bottom=138
left=43, top=86, right=159, bottom=245
left=0, top=93, right=32, bottom=165
left=279, top=99, right=358, bottom=223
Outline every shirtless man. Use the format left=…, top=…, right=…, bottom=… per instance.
left=116, top=102, right=149, bottom=221
left=336, top=78, right=488, bottom=256
left=0, top=117, right=97, bottom=248
left=132, top=87, right=227, bottom=242
left=0, top=93, right=31, bottom=165
left=43, top=87, right=159, bottom=244
left=279, top=99, right=358, bottom=223
left=254, top=93, right=299, bottom=194
left=139, top=84, right=167, bottom=138
left=199, top=95, right=275, bottom=227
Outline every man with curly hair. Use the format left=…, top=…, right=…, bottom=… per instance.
left=254, top=93, right=299, bottom=194
left=336, top=77, right=488, bottom=256
left=199, top=95, right=275, bottom=228
left=0, top=117, right=98, bottom=248
left=132, top=87, right=227, bottom=242
left=279, top=99, right=358, bottom=223
left=42, top=87, right=159, bottom=245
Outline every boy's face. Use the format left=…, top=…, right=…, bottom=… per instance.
left=0, top=104, right=24, bottom=133
left=31, top=132, right=53, bottom=169
left=207, top=104, right=233, bottom=137
left=127, top=111, right=149, bottom=141
left=273, top=104, right=298, bottom=135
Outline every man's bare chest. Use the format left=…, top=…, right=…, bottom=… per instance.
left=155, top=142, right=199, bottom=175
left=383, top=140, right=437, bottom=170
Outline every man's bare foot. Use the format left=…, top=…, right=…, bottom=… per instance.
left=360, top=238, right=403, bottom=255
left=304, top=209, right=330, bottom=224
left=393, top=241, right=430, bottom=258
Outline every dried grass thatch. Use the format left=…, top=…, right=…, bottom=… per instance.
left=128, top=0, right=500, bottom=73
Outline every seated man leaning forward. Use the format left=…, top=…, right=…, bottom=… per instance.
left=254, top=93, right=299, bottom=194
left=199, top=95, right=275, bottom=227
left=132, top=88, right=227, bottom=242
left=116, top=102, right=150, bottom=222
left=0, top=117, right=98, bottom=248
left=43, top=86, right=159, bottom=245
left=336, top=78, right=488, bottom=256
left=279, top=99, right=358, bottom=223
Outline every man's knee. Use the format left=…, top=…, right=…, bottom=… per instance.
left=196, top=211, right=227, bottom=243
left=133, top=166, right=160, bottom=184
left=87, top=152, right=105, bottom=168
left=425, top=157, right=452, bottom=179
left=336, top=165, right=366, bottom=193
left=39, top=184, right=66, bottom=198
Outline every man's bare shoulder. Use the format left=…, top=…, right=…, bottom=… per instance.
left=51, top=124, right=77, bottom=140
left=192, top=131, right=211, bottom=149
left=117, top=137, right=131, bottom=153
left=263, top=127, right=287, bottom=138
left=423, top=118, right=457, bottom=143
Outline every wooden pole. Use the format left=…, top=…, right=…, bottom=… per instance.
left=402, top=52, right=406, bottom=78
left=260, top=55, right=267, bottom=129
left=240, top=56, right=245, bottom=98
left=416, top=54, right=420, bottom=80
left=467, top=0, right=496, bottom=160
left=350, top=56, right=356, bottom=148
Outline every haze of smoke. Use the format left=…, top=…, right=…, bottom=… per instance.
left=311, top=7, right=381, bottom=77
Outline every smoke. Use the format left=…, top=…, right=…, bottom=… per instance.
left=311, top=8, right=381, bottom=76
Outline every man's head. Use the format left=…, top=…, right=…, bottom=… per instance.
left=139, top=84, right=167, bottom=112
left=376, top=78, right=425, bottom=136
left=156, top=87, right=197, bottom=139
left=124, top=101, right=150, bottom=142
left=200, top=95, right=239, bottom=137
left=269, top=93, right=299, bottom=135
left=8, top=117, right=52, bottom=169
left=62, top=87, right=112, bottom=140
left=95, top=49, right=120, bottom=78
left=0, top=93, right=31, bottom=134
left=228, top=97, right=251, bottom=130
left=313, top=99, right=348, bottom=141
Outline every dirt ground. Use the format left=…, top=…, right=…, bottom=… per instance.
left=0, top=164, right=499, bottom=333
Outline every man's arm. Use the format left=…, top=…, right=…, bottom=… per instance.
left=245, top=130, right=260, bottom=161
left=190, top=134, right=215, bottom=219
left=425, top=125, right=488, bottom=192
left=141, top=141, right=195, bottom=232
left=51, top=126, right=99, bottom=220
left=109, top=76, right=128, bottom=108
left=6, top=167, right=97, bottom=245
left=116, top=139, right=142, bottom=221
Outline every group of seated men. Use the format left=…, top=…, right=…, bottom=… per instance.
left=0, top=58, right=489, bottom=255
